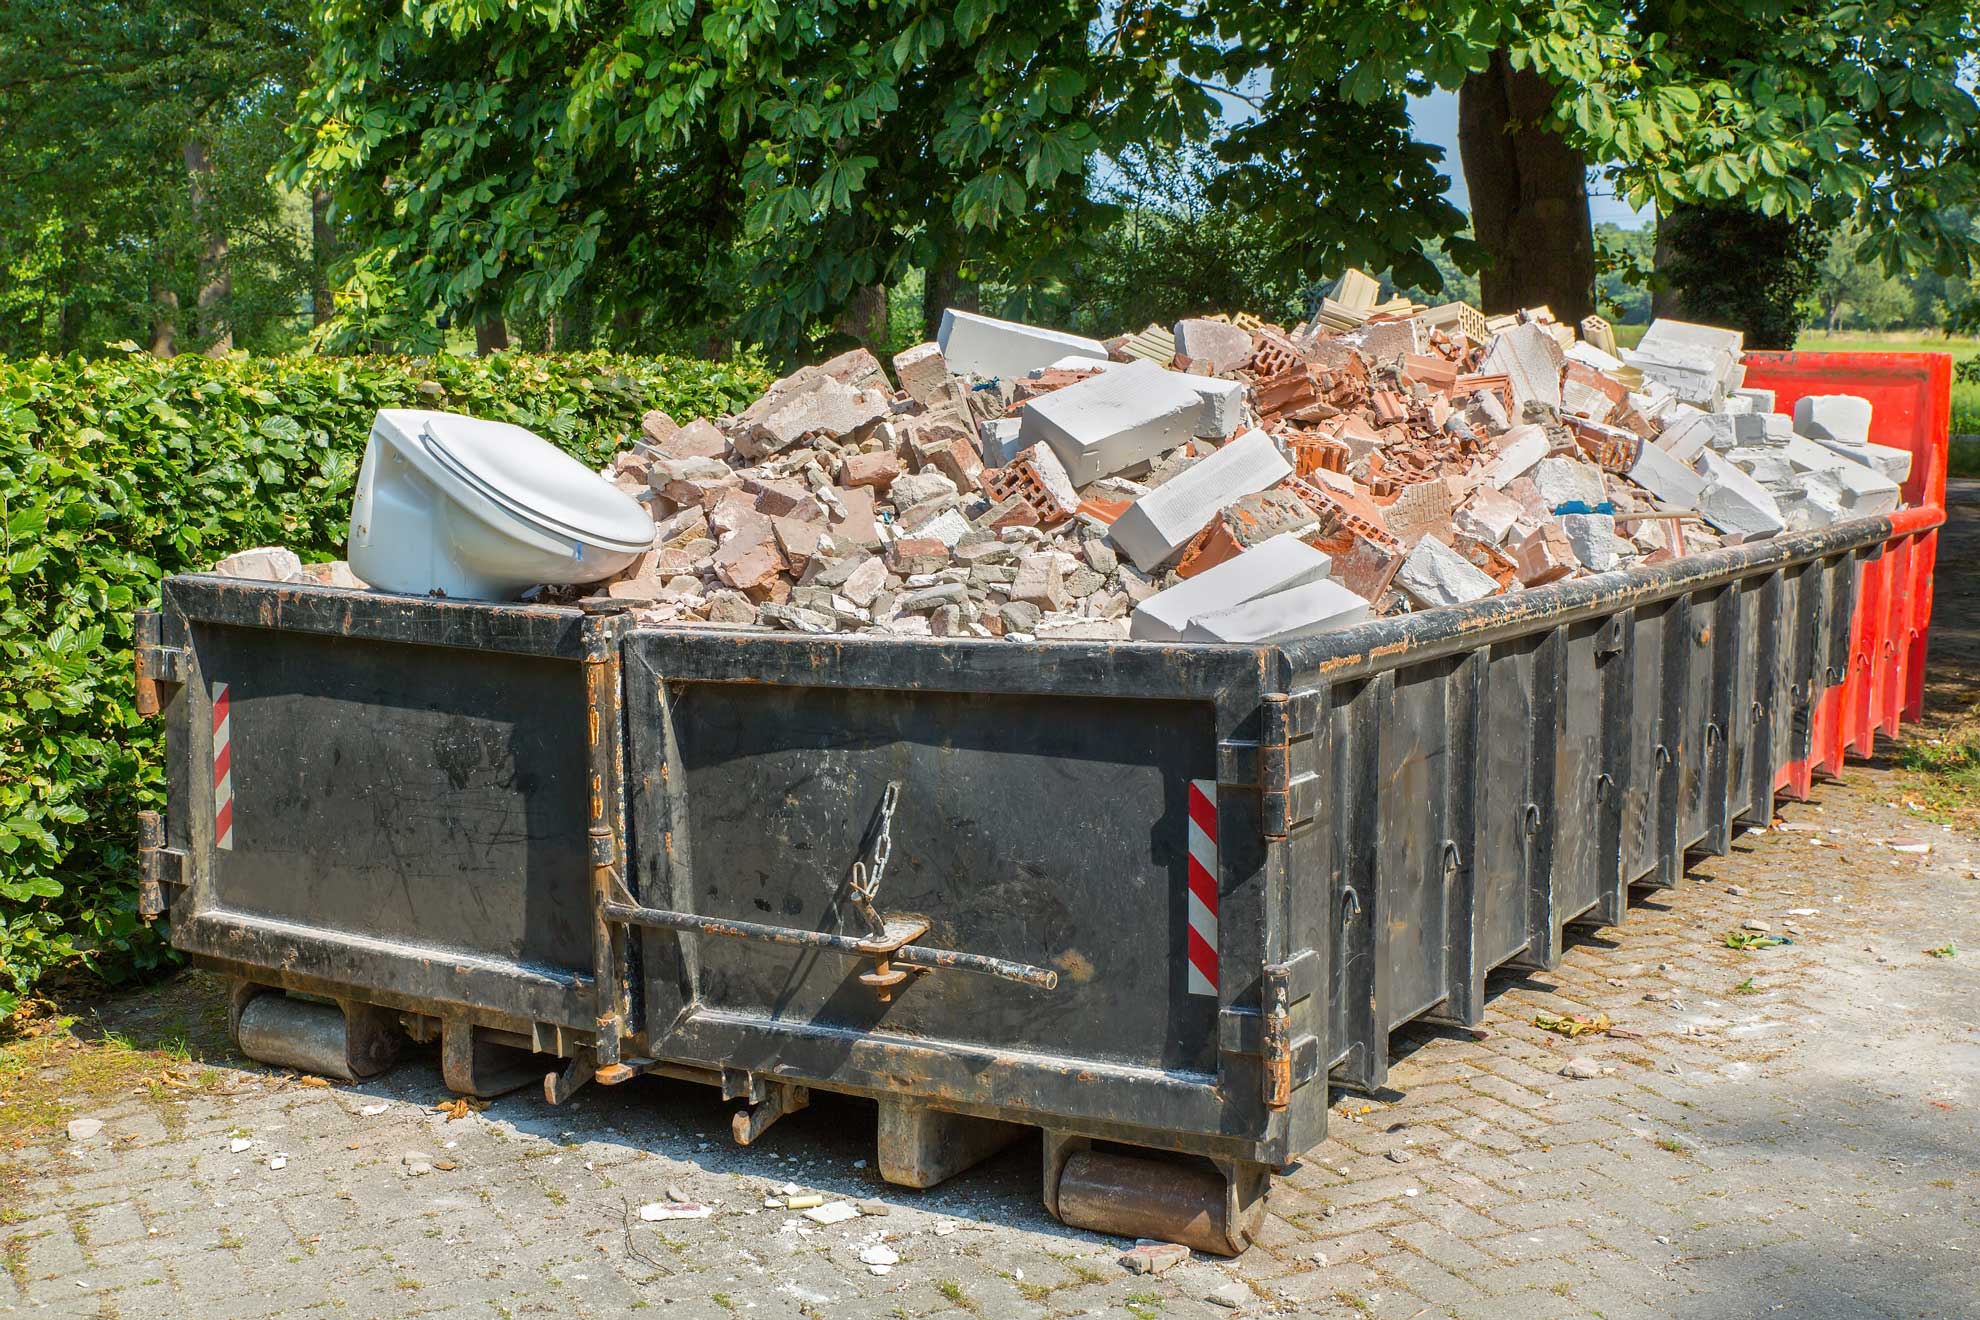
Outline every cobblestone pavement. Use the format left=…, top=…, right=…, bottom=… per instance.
left=7, top=492, right=1978, bottom=1320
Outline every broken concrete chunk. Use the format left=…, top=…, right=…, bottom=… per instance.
left=1110, top=429, right=1293, bottom=571
left=1019, top=359, right=1204, bottom=485
left=892, top=342, right=952, bottom=406
left=1486, top=426, right=1550, bottom=488
left=1180, top=579, right=1370, bottom=643
left=1530, top=456, right=1606, bottom=511
left=1514, top=523, right=1576, bottom=586
left=1172, top=318, right=1255, bottom=375
left=1792, top=394, right=1872, bottom=448
left=1696, top=450, right=1786, bottom=541
left=1561, top=512, right=1624, bottom=573
left=938, top=308, right=1108, bottom=379
left=1130, top=534, right=1333, bottom=641
left=1481, top=323, right=1564, bottom=410
left=1453, top=486, right=1525, bottom=545
left=1627, top=440, right=1706, bottom=511
left=210, top=546, right=305, bottom=582
left=1394, top=536, right=1498, bottom=609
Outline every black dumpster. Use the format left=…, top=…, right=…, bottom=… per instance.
left=136, top=498, right=1931, bottom=1253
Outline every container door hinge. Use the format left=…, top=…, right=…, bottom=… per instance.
left=136, top=810, right=187, bottom=920
left=134, top=609, right=188, bottom=719
left=1217, top=949, right=1322, bottom=1109
left=1258, top=689, right=1325, bottom=838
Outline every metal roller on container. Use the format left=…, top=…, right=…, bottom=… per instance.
left=131, top=353, right=1949, bottom=1253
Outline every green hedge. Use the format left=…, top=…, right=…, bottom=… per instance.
left=0, top=349, right=770, bottom=1012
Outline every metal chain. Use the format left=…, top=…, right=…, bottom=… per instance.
left=849, top=781, right=901, bottom=935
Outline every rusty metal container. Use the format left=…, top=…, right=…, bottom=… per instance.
left=136, top=353, right=1949, bottom=1253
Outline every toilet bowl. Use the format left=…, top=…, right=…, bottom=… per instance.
left=349, top=409, right=654, bottom=601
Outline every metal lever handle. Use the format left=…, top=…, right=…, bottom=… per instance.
left=603, top=899, right=1059, bottom=991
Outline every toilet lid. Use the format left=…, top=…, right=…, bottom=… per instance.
left=420, top=413, right=654, bottom=554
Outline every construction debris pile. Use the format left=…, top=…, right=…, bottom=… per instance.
left=214, top=275, right=1913, bottom=645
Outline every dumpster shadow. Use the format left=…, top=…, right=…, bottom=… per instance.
left=333, top=1041, right=1081, bottom=1241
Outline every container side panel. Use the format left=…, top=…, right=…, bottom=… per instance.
left=1378, top=658, right=1457, bottom=1028
left=1477, top=636, right=1539, bottom=970
left=1553, top=621, right=1606, bottom=926
left=1620, top=602, right=1671, bottom=884
left=649, top=681, right=1221, bottom=1073
left=181, top=624, right=593, bottom=983
left=1677, top=588, right=1721, bottom=851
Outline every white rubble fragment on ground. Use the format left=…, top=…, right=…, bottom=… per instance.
left=802, top=1200, right=859, bottom=1225
left=639, top=1201, right=714, bottom=1221
left=67, top=1118, right=104, bottom=1141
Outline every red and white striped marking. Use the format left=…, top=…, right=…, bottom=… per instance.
left=212, top=681, right=234, bottom=851
left=1186, top=779, right=1218, bottom=997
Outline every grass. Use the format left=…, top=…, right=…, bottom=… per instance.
left=1895, top=726, right=1980, bottom=827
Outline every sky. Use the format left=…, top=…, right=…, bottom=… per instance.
left=1409, top=89, right=1654, bottom=229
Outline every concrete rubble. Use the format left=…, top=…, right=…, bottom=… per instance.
left=546, top=302, right=1916, bottom=645
left=226, top=285, right=1914, bottom=646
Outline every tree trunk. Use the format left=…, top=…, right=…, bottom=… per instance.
left=837, top=284, right=888, bottom=355
left=1457, top=51, right=1596, bottom=323
left=922, top=239, right=978, bottom=342
left=475, top=313, right=510, bottom=355
left=150, top=285, right=180, bottom=358
left=310, top=188, right=336, bottom=326
left=184, top=139, right=233, bottom=354
left=1651, top=222, right=1685, bottom=321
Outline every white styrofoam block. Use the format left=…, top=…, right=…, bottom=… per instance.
left=1043, top=356, right=1246, bottom=438
left=1729, top=387, right=1775, bottom=413
left=1628, top=440, right=1706, bottom=509
left=1129, top=534, right=1333, bottom=641
left=1109, top=429, right=1292, bottom=571
left=1394, top=536, right=1499, bottom=608
left=1487, top=425, right=1550, bottom=488
left=1697, top=450, right=1785, bottom=540
left=1019, top=359, right=1203, bottom=485
left=1180, top=579, right=1370, bottom=643
left=937, top=308, right=1108, bottom=380
left=1792, top=394, right=1872, bottom=447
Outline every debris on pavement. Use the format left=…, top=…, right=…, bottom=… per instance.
left=65, top=1118, right=103, bottom=1141
left=1121, top=1240, right=1191, bottom=1274
left=1533, top=1010, right=1613, bottom=1038
left=638, top=1201, right=715, bottom=1221
left=1725, top=930, right=1790, bottom=950
left=1558, top=1057, right=1607, bottom=1079
left=1925, top=943, right=1958, bottom=959
left=801, top=1200, right=859, bottom=1225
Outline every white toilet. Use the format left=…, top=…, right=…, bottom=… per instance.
left=349, top=409, right=654, bottom=601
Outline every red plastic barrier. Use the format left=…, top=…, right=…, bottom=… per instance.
left=1739, top=352, right=1950, bottom=800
